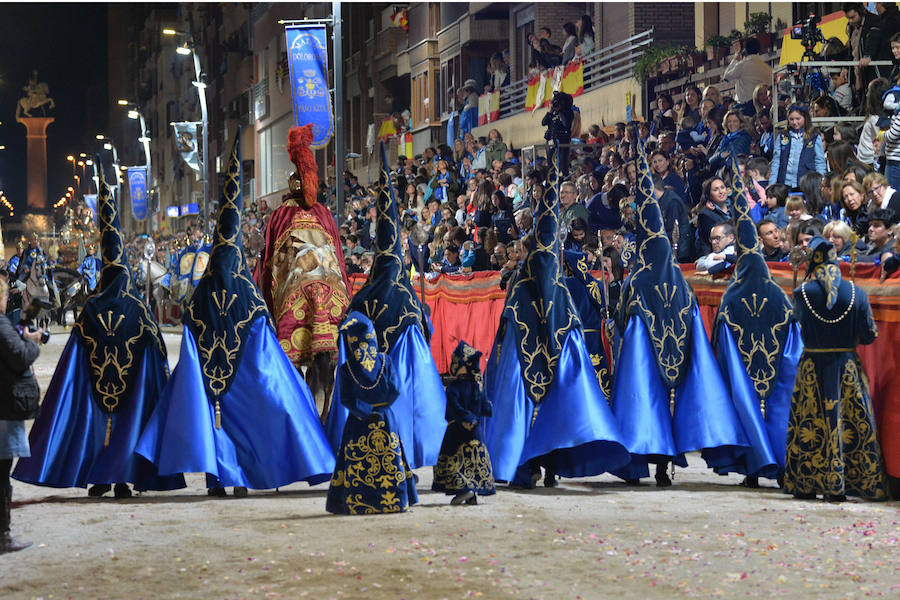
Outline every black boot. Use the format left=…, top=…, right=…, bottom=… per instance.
left=1, top=487, right=32, bottom=555
left=88, top=484, right=112, bottom=497
left=740, top=476, right=760, bottom=488
left=654, top=461, right=672, bottom=488
left=113, top=483, right=132, bottom=499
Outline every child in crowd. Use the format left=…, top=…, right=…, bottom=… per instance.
left=785, top=194, right=812, bottom=222
left=433, top=341, right=496, bottom=505
left=753, top=183, right=789, bottom=227
left=829, top=68, right=853, bottom=114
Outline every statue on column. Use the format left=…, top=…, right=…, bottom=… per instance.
left=16, top=70, right=56, bottom=119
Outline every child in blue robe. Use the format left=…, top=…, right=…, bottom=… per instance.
left=433, top=341, right=496, bottom=505
left=326, top=312, right=418, bottom=515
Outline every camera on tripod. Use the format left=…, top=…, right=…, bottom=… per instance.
left=17, top=298, right=52, bottom=344
left=790, top=12, right=824, bottom=51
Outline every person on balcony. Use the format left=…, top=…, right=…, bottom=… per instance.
left=724, top=37, right=773, bottom=118
left=561, top=22, right=578, bottom=65
left=576, top=15, right=595, bottom=57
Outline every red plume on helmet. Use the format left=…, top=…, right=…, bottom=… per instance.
left=287, top=124, right=318, bottom=209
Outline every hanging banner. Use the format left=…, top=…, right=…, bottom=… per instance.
left=285, top=25, right=334, bottom=148
left=84, top=194, right=99, bottom=226
left=478, top=92, right=500, bottom=125
left=172, top=122, right=201, bottom=173
left=128, top=166, right=148, bottom=221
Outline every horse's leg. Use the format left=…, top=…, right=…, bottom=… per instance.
left=315, top=352, right=335, bottom=424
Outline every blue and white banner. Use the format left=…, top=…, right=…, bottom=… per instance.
left=84, top=194, right=99, bottom=226
left=128, top=166, right=148, bottom=221
left=172, top=122, right=201, bottom=173
left=285, top=25, right=333, bottom=148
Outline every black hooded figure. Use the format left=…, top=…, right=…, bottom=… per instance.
left=542, top=91, right=574, bottom=177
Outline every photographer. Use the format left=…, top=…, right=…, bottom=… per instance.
left=0, top=277, right=43, bottom=554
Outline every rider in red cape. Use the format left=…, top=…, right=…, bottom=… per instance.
left=254, top=125, right=351, bottom=397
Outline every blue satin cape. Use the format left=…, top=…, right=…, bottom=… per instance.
left=13, top=336, right=185, bottom=491
left=483, top=327, right=630, bottom=482
left=713, top=321, right=803, bottom=479
left=324, top=324, right=447, bottom=470
left=610, top=306, right=750, bottom=479
left=136, top=317, right=335, bottom=489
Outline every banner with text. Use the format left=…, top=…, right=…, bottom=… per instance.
left=285, top=25, right=334, bottom=149
left=128, top=166, right=148, bottom=221
left=172, top=122, right=201, bottom=173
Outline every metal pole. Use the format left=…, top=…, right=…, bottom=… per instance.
left=139, top=112, right=152, bottom=238
left=193, top=49, right=210, bottom=228
left=333, top=2, right=344, bottom=220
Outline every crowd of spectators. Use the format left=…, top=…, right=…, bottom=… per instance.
left=64, top=6, right=900, bottom=292
left=322, top=5, right=900, bottom=286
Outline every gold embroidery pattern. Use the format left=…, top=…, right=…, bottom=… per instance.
left=621, top=177, right=694, bottom=388
left=433, top=438, right=495, bottom=492
left=784, top=357, right=889, bottom=500
left=329, top=420, right=414, bottom=514
left=74, top=298, right=165, bottom=414
left=720, top=300, right=791, bottom=398
left=350, top=162, right=424, bottom=350
left=504, top=149, right=580, bottom=404
left=187, top=139, right=269, bottom=398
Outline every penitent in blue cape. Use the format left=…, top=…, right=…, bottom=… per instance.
left=14, top=159, right=184, bottom=492
left=324, top=142, right=447, bottom=470
left=136, top=129, right=335, bottom=489
left=608, top=129, right=749, bottom=481
left=711, top=154, right=802, bottom=481
left=483, top=148, right=630, bottom=483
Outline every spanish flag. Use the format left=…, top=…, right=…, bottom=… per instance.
left=561, top=59, right=584, bottom=97
left=377, top=117, right=396, bottom=141
left=478, top=91, right=500, bottom=125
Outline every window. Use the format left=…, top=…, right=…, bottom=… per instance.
left=412, top=71, right=430, bottom=128
left=258, top=113, right=294, bottom=197
left=514, top=6, right=535, bottom=81
left=440, top=55, right=462, bottom=114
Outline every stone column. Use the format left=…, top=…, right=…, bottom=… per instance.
left=16, top=116, right=55, bottom=212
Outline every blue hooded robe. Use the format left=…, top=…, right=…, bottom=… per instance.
left=711, top=154, right=803, bottom=482
left=609, top=129, right=749, bottom=481
left=483, top=149, right=630, bottom=484
left=136, top=129, right=335, bottom=490
left=14, top=158, right=184, bottom=492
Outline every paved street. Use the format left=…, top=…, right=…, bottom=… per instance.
left=1, top=325, right=899, bottom=599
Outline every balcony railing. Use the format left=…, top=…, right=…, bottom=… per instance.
left=498, top=29, right=654, bottom=120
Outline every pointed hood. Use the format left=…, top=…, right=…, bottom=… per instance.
left=449, top=340, right=483, bottom=379
left=714, top=153, right=794, bottom=398
left=501, top=148, right=580, bottom=405
left=73, top=155, right=166, bottom=420
left=184, top=127, right=270, bottom=400
left=346, top=141, right=429, bottom=351
left=96, top=155, right=131, bottom=295
left=616, top=127, right=694, bottom=390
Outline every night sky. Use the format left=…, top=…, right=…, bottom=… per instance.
left=0, top=3, right=108, bottom=221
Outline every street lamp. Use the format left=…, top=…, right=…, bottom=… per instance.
left=118, top=98, right=154, bottom=236
left=162, top=29, right=210, bottom=222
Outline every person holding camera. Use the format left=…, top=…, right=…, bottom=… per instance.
left=0, top=277, right=42, bottom=554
